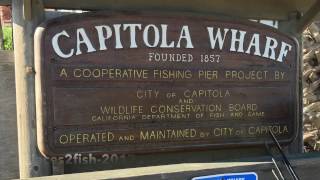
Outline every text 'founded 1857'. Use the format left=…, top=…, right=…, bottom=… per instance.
left=35, top=12, right=299, bottom=156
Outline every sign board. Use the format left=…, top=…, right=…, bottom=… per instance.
left=35, top=12, right=299, bottom=156
left=192, top=172, right=258, bottom=180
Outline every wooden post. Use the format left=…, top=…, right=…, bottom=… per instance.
left=12, top=0, right=51, bottom=178
left=296, top=0, right=320, bottom=33
left=278, top=12, right=303, bottom=154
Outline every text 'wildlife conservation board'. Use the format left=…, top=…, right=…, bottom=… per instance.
left=35, top=12, right=299, bottom=156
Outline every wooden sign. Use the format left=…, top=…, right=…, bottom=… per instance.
left=35, top=12, right=299, bottom=156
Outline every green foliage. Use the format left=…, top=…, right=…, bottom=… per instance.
left=2, top=27, right=13, bottom=50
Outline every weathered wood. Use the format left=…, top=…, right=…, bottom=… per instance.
left=28, top=153, right=320, bottom=180
left=52, top=160, right=64, bottom=175
left=23, top=0, right=32, bottom=20
left=35, top=11, right=299, bottom=157
left=278, top=19, right=303, bottom=154
left=12, top=0, right=51, bottom=178
left=1, top=1, right=316, bottom=177
left=0, top=0, right=319, bottom=20
left=296, top=0, right=320, bottom=33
